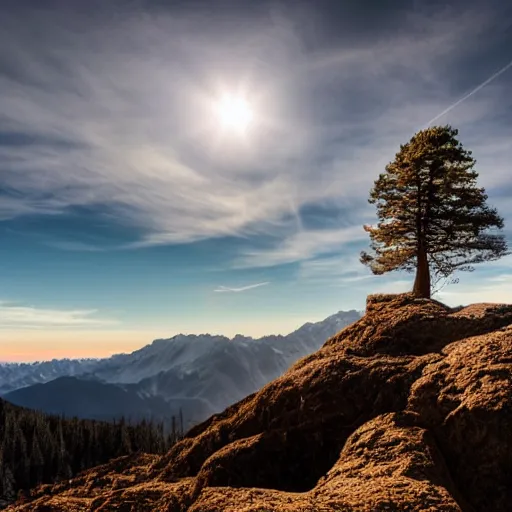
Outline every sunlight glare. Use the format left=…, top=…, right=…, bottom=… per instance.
left=217, top=95, right=254, bottom=133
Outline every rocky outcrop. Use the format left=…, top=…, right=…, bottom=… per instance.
left=408, top=326, right=512, bottom=512
left=10, top=293, right=512, bottom=512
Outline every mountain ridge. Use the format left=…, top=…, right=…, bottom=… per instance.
left=1, top=310, right=361, bottom=427
left=4, top=376, right=174, bottom=423
left=10, top=294, right=511, bottom=512
left=0, top=310, right=360, bottom=389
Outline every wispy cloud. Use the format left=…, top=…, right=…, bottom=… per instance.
left=234, top=225, right=368, bottom=268
left=214, top=282, right=269, bottom=293
left=0, top=301, right=118, bottom=329
left=298, top=253, right=372, bottom=286
left=44, top=240, right=106, bottom=252
left=0, top=2, right=510, bottom=267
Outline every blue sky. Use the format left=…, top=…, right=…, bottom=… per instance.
left=1, top=0, right=511, bottom=361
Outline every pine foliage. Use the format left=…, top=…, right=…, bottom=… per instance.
left=0, top=398, right=183, bottom=505
left=361, top=125, right=508, bottom=297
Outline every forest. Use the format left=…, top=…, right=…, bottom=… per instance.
left=0, top=398, right=182, bottom=505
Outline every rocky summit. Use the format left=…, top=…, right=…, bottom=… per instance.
left=10, top=294, right=512, bottom=512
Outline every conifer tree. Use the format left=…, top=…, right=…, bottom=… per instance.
left=2, top=467, right=16, bottom=501
left=119, top=420, right=132, bottom=456
left=0, top=398, right=175, bottom=501
left=361, top=125, right=508, bottom=298
left=30, top=434, right=44, bottom=484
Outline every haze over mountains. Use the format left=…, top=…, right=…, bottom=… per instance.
left=1, top=310, right=361, bottom=427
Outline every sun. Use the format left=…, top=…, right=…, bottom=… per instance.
left=216, top=94, right=254, bottom=133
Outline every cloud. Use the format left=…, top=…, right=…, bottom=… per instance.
left=234, top=225, right=368, bottom=268
left=44, top=240, right=106, bottom=252
left=214, top=282, right=269, bottom=293
left=0, top=301, right=118, bottom=329
left=298, top=253, right=372, bottom=285
left=0, top=1, right=510, bottom=267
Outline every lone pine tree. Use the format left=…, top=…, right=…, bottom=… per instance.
left=361, top=125, right=508, bottom=298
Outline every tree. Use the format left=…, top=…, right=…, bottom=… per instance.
left=2, top=467, right=16, bottom=501
left=0, top=397, right=175, bottom=502
left=361, top=125, right=508, bottom=298
left=30, top=432, right=44, bottom=484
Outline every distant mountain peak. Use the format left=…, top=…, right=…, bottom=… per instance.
left=0, top=309, right=363, bottom=423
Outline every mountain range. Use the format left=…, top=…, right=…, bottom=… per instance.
left=11, top=295, right=512, bottom=512
left=1, top=310, right=361, bottom=427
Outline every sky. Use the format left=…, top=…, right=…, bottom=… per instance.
left=1, top=0, right=511, bottom=362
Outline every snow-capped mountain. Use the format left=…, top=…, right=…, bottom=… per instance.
left=116, top=310, right=361, bottom=412
left=0, top=358, right=99, bottom=395
left=1, top=310, right=361, bottom=425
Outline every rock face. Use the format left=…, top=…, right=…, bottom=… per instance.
left=10, top=294, right=512, bottom=512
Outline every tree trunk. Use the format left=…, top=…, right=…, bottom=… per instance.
left=413, top=245, right=431, bottom=298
